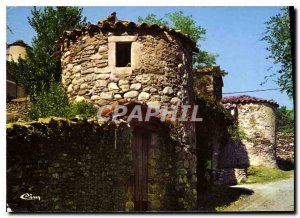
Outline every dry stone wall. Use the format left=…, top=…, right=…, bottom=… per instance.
left=61, top=31, right=194, bottom=108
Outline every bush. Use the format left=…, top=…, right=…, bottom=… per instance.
left=227, top=125, right=248, bottom=143
left=276, top=106, right=294, bottom=133
left=29, top=83, right=69, bottom=119
left=29, top=83, right=98, bottom=120
left=68, top=102, right=98, bottom=118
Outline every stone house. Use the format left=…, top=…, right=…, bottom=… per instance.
left=54, top=12, right=199, bottom=211
left=6, top=40, right=29, bottom=99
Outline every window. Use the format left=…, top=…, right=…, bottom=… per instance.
left=116, top=42, right=131, bottom=67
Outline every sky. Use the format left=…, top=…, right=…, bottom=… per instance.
left=6, top=6, right=294, bottom=108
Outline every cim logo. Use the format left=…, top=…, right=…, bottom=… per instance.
left=20, top=193, right=40, bottom=201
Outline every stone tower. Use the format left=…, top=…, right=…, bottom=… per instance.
left=56, top=12, right=198, bottom=109
left=222, top=95, right=279, bottom=168
left=55, top=13, right=200, bottom=211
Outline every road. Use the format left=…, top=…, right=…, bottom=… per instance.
left=224, top=178, right=294, bottom=212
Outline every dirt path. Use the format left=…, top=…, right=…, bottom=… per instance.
left=224, top=178, right=294, bottom=212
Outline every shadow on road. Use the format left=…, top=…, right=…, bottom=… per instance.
left=197, top=185, right=254, bottom=211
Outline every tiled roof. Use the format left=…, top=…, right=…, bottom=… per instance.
left=56, top=12, right=198, bottom=53
left=222, top=95, right=279, bottom=107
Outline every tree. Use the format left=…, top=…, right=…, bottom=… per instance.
left=261, top=7, right=293, bottom=99
left=276, top=106, right=294, bottom=133
left=138, top=11, right=220, bottom=68
left=9, top=7, right=87, bottom=97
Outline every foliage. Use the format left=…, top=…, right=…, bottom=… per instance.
left=29, top=83, right=69, bottom=119
left=261, top=7, right=293, bottom=98
left=196, top=95, right=234, bottom=126
left=29, top=83, right=97, bottom=120
left=195, top=95, right=234, bottom=203
left=138, top=11, right=221, bottom=69
left=227, top=125, right=248, bottom=143
left=9, top=6, right=87, bottom=98
left=68, top=102, right=98, bottom=118
left=276, top=106, right=294, bottom=133
left=193, top=75, right=211, bottom=97
left=193, top=50, right=218, bottom=68
left=166, top=11, right=206, bottom=42
left=244, top=166, right=294, bottom=184
left=137, top=13, right=169, bottom=26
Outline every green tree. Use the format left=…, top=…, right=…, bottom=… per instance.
left=9, top=6, right=87, bottom=98
left=261, top=7, right=293, bottom=98
left=276, top=106, right=294, bottom=133
left=138, top=11, right=220, bottom=68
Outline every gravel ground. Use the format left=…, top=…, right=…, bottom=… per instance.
left=224, top=177, right=294, bottom=212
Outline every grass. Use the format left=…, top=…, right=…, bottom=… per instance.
left=242, top=166, right=294, bottom=184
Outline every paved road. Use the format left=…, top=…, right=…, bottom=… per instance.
left=224, top=178, right=294, bottom=212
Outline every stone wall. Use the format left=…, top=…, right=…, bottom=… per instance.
left=276, top=132, right=294, bottom=170
left=193, top=66, right=223, bottom=101
left=237, top=102, right=277, bottom=168
left=61, top=30, right=194, bottom=108
left=7, top=118, right=132, bottom=212
left=213, top=168, right=247, bottom=185
left=217, top=141, right=249, bottom=169
left=7, top=118, right=197, bottom=212
left=6, top=97, right=30, bottom=122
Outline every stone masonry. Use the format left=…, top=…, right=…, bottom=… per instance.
left=58, top=13, right=197, bottom=110
left=222, top=96, right=279, bottom=168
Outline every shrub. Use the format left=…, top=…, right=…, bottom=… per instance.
left=227, top=125, right=248, bottom=143
left=29, top=83, right=98, bottom=120
left=276, top=106, right=294, bottom=133
left=68, top=102, right=98, bottom=118
left=29, top=83, right=69, bottom=120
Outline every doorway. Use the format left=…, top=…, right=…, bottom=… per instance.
left=131, top=127, right=150, bottom=211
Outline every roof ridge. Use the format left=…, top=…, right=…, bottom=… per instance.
left=222, top=95, right=279, bottom=107
left=56, top=12, right=199, bottom=54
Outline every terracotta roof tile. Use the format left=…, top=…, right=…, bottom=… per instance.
left=56, top=12, right=199, bottom=53
left=222, top=95, right=279, bottom=107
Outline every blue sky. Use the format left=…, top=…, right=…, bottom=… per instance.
left=6, top=6, right=293, bottom=108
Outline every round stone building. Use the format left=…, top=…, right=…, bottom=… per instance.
left=55, top=13, right=199, bottom=211
left=57, top=12, right=198, bottom=109
left=222, top=95, right=279, bottom=168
